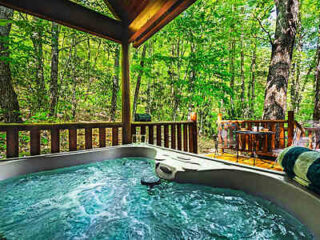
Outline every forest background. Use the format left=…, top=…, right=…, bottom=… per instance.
left=0, top=0, right=320, bottom=154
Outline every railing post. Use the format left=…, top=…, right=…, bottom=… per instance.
left=99, top=128, right=106, bottom=148
left=164, top=125, right=169, bottom=148
left=189, top=112, right=198, bottom=154
left=121, top=39, right=132, bottom=144
left=177, top=124, right=182, bottom=150
left=112, top=127, right=119, bottom=146
left=85, top=128, right=93, bottom=149
left=69, top=128, right=77, bottom=151
left=156, top=125, right=162, bottom=146
left=30, top=127, right=41, bottom=156
left=288, top=111, right=294, bottom=146
left=6, top=127, right=19, bottom=158
left=51, top=128, right=60, bottom=153
left=171, top=124, right=176, bottom=149
left=192, top=118, right=198, bottom=154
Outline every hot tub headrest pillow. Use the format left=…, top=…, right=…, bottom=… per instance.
left=277, top=146, right=320, bottom=193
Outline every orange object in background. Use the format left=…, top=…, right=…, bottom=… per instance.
left=190, top=112, right=197, bottom=122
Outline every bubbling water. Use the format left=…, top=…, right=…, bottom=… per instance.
left=0, top=158, right=313, bottom=239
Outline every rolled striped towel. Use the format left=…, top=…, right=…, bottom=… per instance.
left=277, top=146, right=320, bottom=194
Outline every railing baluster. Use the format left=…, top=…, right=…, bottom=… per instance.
left=85, top=128, right=92, bottom=149
left=6, top=128, right=19, bottom=158
left=141, top=125, right=146, bottom=143
left=279, top=123, right=285, bottom=149
left=241, top=122, right=246, bottom=151
left=156, top=125, right=161, bottom=146
left=149, top=125, right=154, bottom=144
left=171, top=124, right=176, bottom=149
left=247, top=122, right=252, bottom=151
left=164, top=125, right=169, bottom=148
left=69, top=128, right=77, bottom=151
left=99, top=128, right=106, bottom=148
left=51, top=128, right=60, bottom=153
left=177, top=124, right=182, bottom=150
left=30, top=128, right=41, bottom=156
left=112, top=127, right=119, bottom=146
left=183, top=123, right=188, bottom=152
left=271, top=123, right=276, bottom=151
left=263, top=123, right=268, bottom=153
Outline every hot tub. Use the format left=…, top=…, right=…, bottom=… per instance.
left=0, top=144, right=319, bottom=239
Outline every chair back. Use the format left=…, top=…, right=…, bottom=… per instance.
left=219, top=123, right=238, bottom=147
left=293, top=124, right=309, bottom=148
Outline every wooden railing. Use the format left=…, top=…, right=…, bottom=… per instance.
left=132, top=121, right=198, bottom=154
left=295, top=121, right=320, bottom=149
left=0, top=122, right=123, bottom=159
left=218, top=111, right=295, bottom=157
left=0, top=120, right=198, bottom=159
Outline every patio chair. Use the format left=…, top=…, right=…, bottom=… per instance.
left=219, top=123, right=238, bottom=151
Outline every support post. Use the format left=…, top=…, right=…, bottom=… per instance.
left=121, top=39, right=131, bottom=144
left=287, top=111, right=294, bottom=146
left=191, top=113, right=198, bottom=154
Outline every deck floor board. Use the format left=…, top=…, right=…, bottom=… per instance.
left=206, top=153, right=283, bottom=172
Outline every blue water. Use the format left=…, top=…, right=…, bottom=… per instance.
left=0, top=158, right=313, bottom=240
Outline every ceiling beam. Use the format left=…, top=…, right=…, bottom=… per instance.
left=0, top=0, right=124, bottom=43
left=104, top=0, right=149, bottom=24
left=131, top=0, right=196, bottom=48
left=103, top=0, right=128, bottom=22
left=128, top=0, right=177, bottom=42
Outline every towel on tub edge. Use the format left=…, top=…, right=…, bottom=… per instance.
left=277, top=146, right=320, bottom=194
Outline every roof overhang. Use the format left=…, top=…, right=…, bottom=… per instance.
left=0, top=0, right=197, bottom=47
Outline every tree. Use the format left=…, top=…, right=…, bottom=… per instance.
left=132, top=44, right=147, bottom=119
left=0, top=6, right=22, bottom=122
left=49, top=22, right=60, bottom=117
left=110, top=45, right=119, bottom=122
left=314, top=25, right=320, bottom=120
left=30, top=17, right=46, bottom=111
left=263, top=0, right=299, bottom=120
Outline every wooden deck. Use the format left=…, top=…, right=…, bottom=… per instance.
left=206, top=152, right=283, bottom=172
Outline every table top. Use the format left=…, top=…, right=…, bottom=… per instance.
left=235, top=130, right=275, bottom=135
left=304, top=127, right=320, bottom=131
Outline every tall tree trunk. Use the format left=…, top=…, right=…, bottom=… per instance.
left=313, top=25, right=320, bottom=120
left=240, top=37, right=245, bottom=118
left=263, top=0, right=299, bottom=120
left=0, top=7, right=22, bottom=123
left=110, top=45, right=120, bottom=121
left=49, top=22, right=60, bottom=117
left=132, top=44, right=147, bottom=119
left=228, top=4, right=236, bottom=119
left=248, top=41, right=257, bottom=119
left=290, top=6, right=302, bottom=113
left=31, top=17, right=46, bottom=111
left=71, top=37, right=78, bottom=120
left=240, top=6, right=246, bottom=118
left=229, top=39, right=236, bottom=118
left=146, top=41, right=153, bottom=115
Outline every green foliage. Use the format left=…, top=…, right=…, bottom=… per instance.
left=0, top=0, right=319, bottom=137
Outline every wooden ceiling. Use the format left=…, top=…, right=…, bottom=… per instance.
left=105, top=0, right=197, bottom=47
left=0, top=0, right=197, bottom=47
